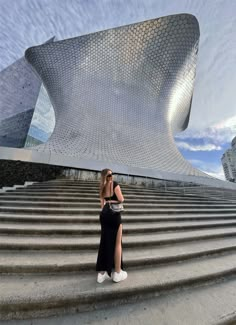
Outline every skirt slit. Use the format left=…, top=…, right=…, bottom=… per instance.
left=96, top=203, right=123, bottom=276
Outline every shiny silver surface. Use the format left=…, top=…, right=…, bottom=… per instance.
left=0, top=14, right=235, bottom=189
left=24, top=13, right=207, bottom=178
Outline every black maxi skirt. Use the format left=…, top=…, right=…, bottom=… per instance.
left=96, top=203, right=124, bottom=276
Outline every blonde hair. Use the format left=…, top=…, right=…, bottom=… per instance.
left=99, top=168, right=112, bottom=198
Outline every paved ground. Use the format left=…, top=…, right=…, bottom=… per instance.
left=2, top=276, right=236, bottom=325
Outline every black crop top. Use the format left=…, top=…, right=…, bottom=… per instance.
left=104, top=181, right=119, bottom=201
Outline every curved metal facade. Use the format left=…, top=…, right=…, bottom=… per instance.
left=0, top=57, right=42, bottom=148
left=25, top=14, right=209, bottom=178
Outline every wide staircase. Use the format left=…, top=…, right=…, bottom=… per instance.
left=0, top=178, right=236, bottom=322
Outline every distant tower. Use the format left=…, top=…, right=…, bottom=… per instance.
left=221, top=147, right=236, bottom=182
left=232, top=136, right=236, bottom=153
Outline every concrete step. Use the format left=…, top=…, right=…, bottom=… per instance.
left=0, top=227, right=236, bottom=250
left=19, top=185, right=163, bottom=193
left=1, top=213, right=236, bottom=224
left=26, top=183, right=232, bottom=199
left=7, top=190, right=231, bottom=204
left=19, top=179, right=236, bottom=192
left=41, top=180, right=100, bottom=185
left=1, top=192, right=227, bottom=205
left=0, top=195, right=231, bottom=205
left=26, top=181, right=204, bottom=192
left=0, top=237, right=236, bottom=274
left=0, top=206, right=235, bottom=215
left=26, top=183, right=148, bottom=189
left=12, top=187, right=208, bottom=198
left=1, top=252, right=236, bottom=320
left=1, top=219, right=236, bottom=235
left=1, top=187, right=173, bottom=197
left=0, top=200, right=235, bottom=209
left=1, top=186, right=222, bottom=197
left=1, top=179, right=235, bottom=322
left=2, top=276, right=236, bottom=325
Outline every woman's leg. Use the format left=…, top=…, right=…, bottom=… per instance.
left=114, top=224, right=122, bottom=273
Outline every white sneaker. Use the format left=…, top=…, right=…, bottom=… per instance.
left=112, top=270, right=128, bottom=283
left=97, top=271, right=110, bottom=283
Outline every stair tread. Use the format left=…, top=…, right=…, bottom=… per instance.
left=0, top=253, right=236, bottom=305
left=0, top=200, right=235, bottom=208
left=3, top=277, right=235, bottom=325
left=0, top=237, right=236, bottom=266
left=1, top=178, right=236, bottom=320
left=2, top=192, right=216, bottom=199
left=0, top=213, right=235, bottom=220
left=0, top=227, right=236, bottom=244
left=1, top=206, right=235, bottom=212
left=0, top=198, right=232, bottom=205
left=0, top=219, right=236, bottom=230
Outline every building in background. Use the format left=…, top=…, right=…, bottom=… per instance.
left=232, top=136, right=236, bottom=152
left=0, top=55, right=42, bottom=148
left=221, top=136, right=236, bottom=182
left=0, top=38, right=55, bottom=149
left=1, top=14, right=236, bottom=190
left=24, top=13, right=207, bottom=180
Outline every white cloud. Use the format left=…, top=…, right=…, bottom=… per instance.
left=189, top=159, right=225, bottom=180
left=177, top=115, right=236, bottom=146
left=214, top=115, right=236, bottom=130
left=176, top=141, right=222, bottom=151
left=205, top=170, right=225, bottom=180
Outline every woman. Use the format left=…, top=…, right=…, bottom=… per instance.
left=96, top=168, right=127, bottom=283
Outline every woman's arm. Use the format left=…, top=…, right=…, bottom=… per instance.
left=114, top=185, right=124, bottom=203
left=100, top=197, right=105, bottom=209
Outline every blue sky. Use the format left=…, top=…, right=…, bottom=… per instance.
left=0, top=0, right=236, bottom=180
